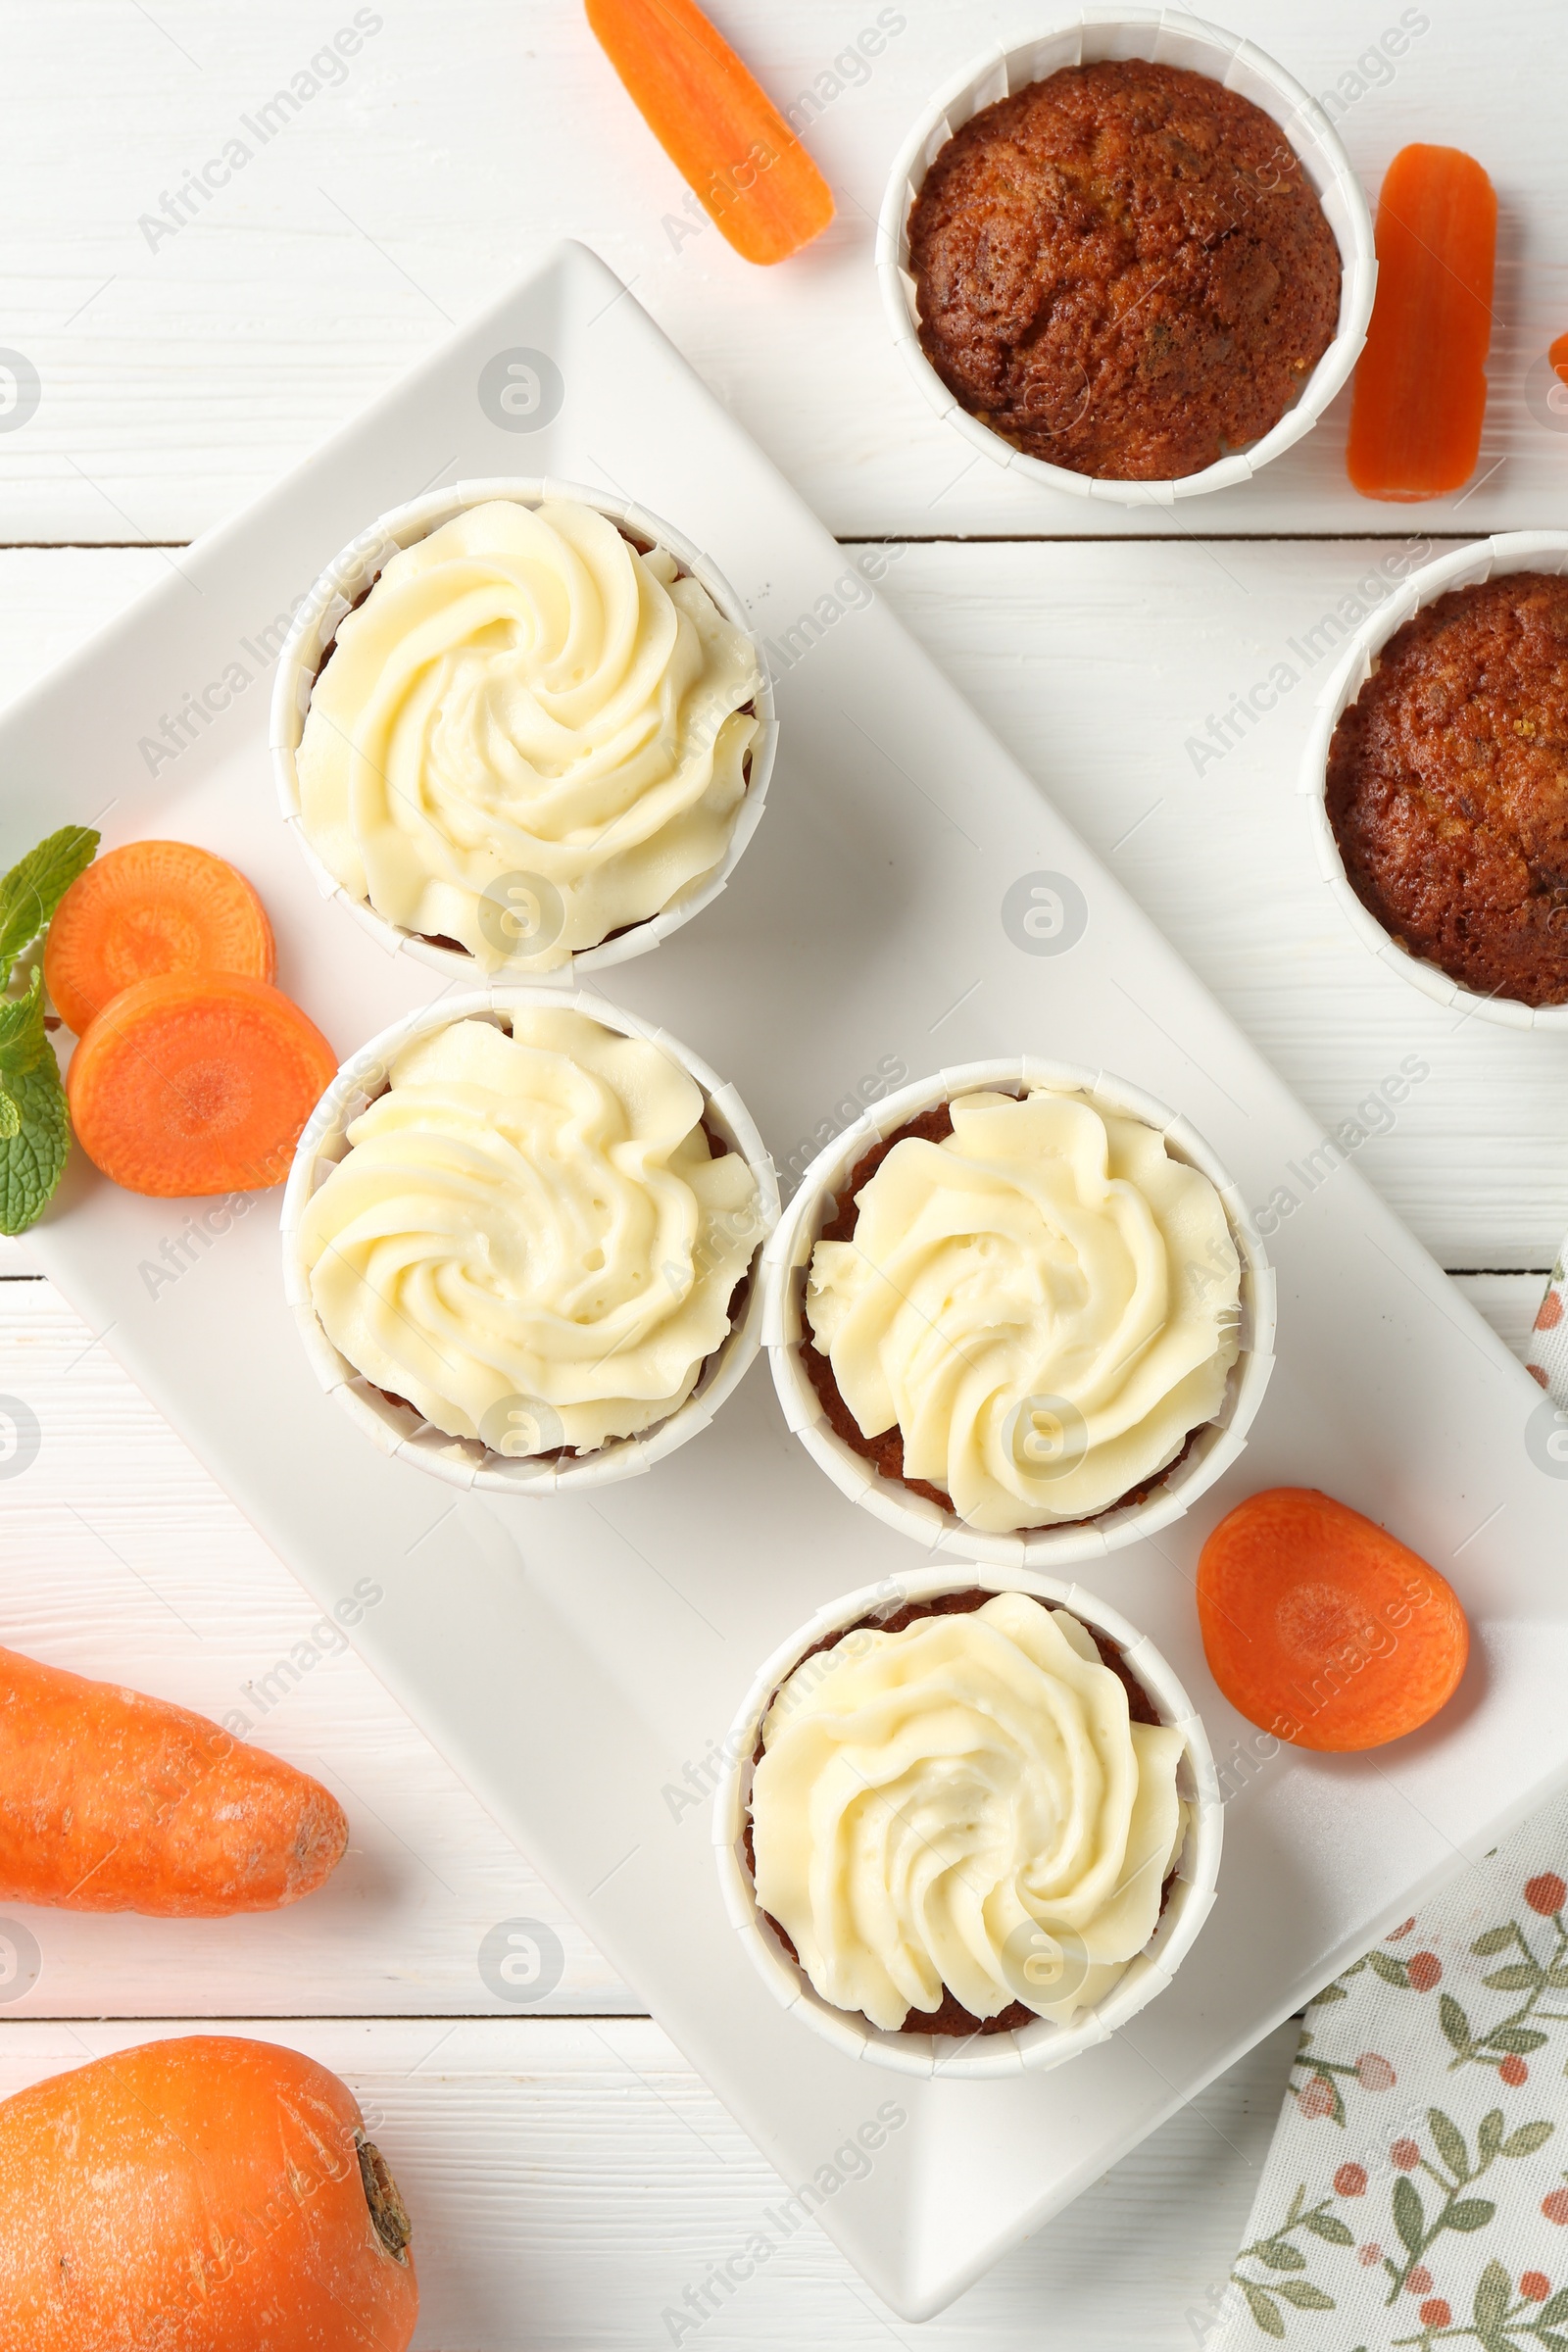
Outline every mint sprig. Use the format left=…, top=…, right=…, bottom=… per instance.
left=0, top=825, right=98, bottom=984
left=0, top=824, right=99, bottom=1237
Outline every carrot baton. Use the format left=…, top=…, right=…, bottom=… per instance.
left=0, top=1643, right=348, bottom=1916
left=1347, top=142, right=1497, bottom=501
left=585, top=0, right=834, bottom=265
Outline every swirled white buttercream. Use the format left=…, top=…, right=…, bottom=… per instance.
left=295, top=498, right=760, bottom=972
left=297, top=1008, right=764, bottom=1454
left=751, top=1593, right=1186, bottom=2032
left=806, top=1090, right=1241, bottom=1532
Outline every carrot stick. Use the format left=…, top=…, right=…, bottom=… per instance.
left=44, top=840, right=275, bottom=1035
left=1347, top=144, right=1497, bottom=501
left=585, top=0, right=834, bottom=265
left=1197, top=1487, right=1469, bottom=1751
left=0, top=1644, right=348, bottom=1915
left=67, top=970, right=336, bottom=1198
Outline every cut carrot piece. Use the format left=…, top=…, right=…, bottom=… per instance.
left=1551, top=331, right=1568, bottom=387
left=0, top=1642, right=348, bottom=1916
left=1197, top=1487, right=1469, bottom=1752
left=67, top=971, right=336, bottom=1198
left=585, top=0, right=834, bottom=266
left=1347, top=144, right=1496, bottom=501
left=44, top=839, right=274, bottom=1035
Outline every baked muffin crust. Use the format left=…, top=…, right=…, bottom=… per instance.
left=907, top=58, right=1342, bottom=480
left=1326, top=572, right=1568, bottom=1007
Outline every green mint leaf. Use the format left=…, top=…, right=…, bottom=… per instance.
left=0, top=1051, right=69, bottom=1236
left=0, top=1088, right=18, bottom=1142
left=0, top=824, right=98, bottom=988
left=0, top=967, right=47, bottom=1079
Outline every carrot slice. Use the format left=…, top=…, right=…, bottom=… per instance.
left=67, top=971, right=336, bottom=1198
left=44, top=839, right=274, bottom=1035
left=1197, top=1487, right=1469, bottom=1752
left=1347, top=144, right=1497, bottom=501
left=585, top=0, right=834, bottom=266
left=1551, top=331, right=1568, bottom=387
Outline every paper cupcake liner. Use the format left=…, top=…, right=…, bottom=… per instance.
left=713, top=1563, right=1223, bottom=2080
left=270, top=476, right=779, bottom=982
left=1300, top=531, right=1568, bottom=1034
left=279, top=987, right=780, bottom=1494
left=761, top=1057, right=1276, bottom=1567
left=875, top=7, right=1376, bottom=508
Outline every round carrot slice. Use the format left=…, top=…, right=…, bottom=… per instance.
left=1197, top=1487, right=1469, bottom=1752
left=45, top=840, right=275, bottom=1035
left=67, top=972, right=336, bottom=1198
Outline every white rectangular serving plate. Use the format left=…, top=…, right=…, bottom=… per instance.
left=8, top=241, right=1567, bottom=2323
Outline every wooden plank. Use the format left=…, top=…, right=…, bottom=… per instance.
left=0, top=2015, right=1298, bottom=2348
left=0, top=2, right=1563, bottom=544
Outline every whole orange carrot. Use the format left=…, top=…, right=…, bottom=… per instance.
left=585, top=0, right=834, bottom=265
left=0, top=1645, right=348, bottom=1915
left=0, top=2038, right=417, bottom=2351
left=1347, top=143, right=1496, bottom=501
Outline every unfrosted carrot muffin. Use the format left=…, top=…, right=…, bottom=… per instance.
left=1326, top=572, right=1568, bottom=1006
left=906, top=59, right=1341, bottom=480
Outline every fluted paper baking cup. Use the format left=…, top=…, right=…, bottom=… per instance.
left=762, top=1057, right=1275, bottom=1567
left=876, top=7, right=1376, bottom=507
left=713, top=1564, right=1223, bottom=2080
left=1301, top=531, right=1568, bottom=1034
left=279, top=988, right=779, bottom=1494
left=270, top=476, right=778, bottom=982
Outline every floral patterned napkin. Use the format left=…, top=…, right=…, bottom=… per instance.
left=1210, top=1797, right=1568, bottom=2352
left=1526, top=1256, right=1568, bottom=1407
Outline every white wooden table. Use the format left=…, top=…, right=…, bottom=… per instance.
left=2, top=4, right=1564, bottom=2343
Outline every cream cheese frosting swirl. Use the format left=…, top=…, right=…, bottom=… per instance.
left=806, top=1089, right=1242, bottom=1532
left=297, top=1008, right=765, bottom=1455
left=296, top=498, right=761, bottom=973
left=751, top=1593, right=1187, bottom=2032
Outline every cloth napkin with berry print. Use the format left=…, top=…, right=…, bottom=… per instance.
left=1211, top=1794, right=1568, bottom=2352
left=1526, top=1257, right=1568, bottom=1409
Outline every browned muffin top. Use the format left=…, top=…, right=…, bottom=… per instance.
left=907, top=58, right=1342, bottom=480
left=1326, top=573, right=1568, bottom=1007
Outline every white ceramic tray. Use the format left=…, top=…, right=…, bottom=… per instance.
left=8, top=242, right=1566, bottom=2324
